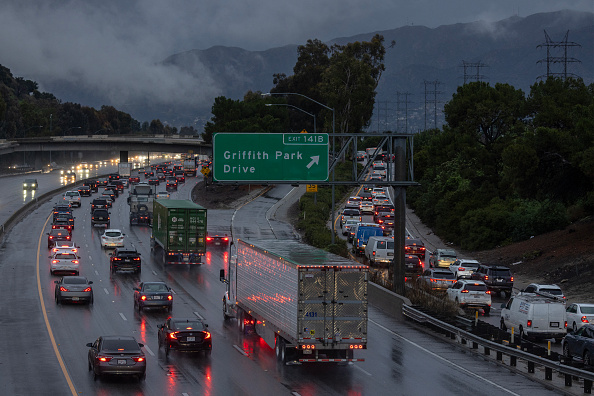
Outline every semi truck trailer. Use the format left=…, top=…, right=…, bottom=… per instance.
left=151, top=199, right=207, bottom=264
left=220, top=239, right=368, bottom=364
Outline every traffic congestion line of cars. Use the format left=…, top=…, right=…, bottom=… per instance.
left=44, top=160, right=216, bottom=381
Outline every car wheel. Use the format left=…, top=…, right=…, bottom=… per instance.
left=165, top=345, right=170, bottom=357
left=573, top=322, right=578, bottom=332
left=55, top=293, right=60, bottom=305
left=500, top=319, right=506, bottom=331
left=88, top=359, right=92, bottom=371
left=483, top=306, right=490, bottom=316
left=110, top=265, right=115, bottom=274
left=563, top=343, right=571, bottom=359
left=139, top=371, right=146, bottom=381
left=519, top=326, right=526, bottom=340
left=205, top=348, right=212, bottom=356
left=137, top=302, right=142, bottom=313
left=504, top=290, right=512, bottom=298
left=89, top=293, right=94, bottom=305
left=167, top=305, right=172, bottom=313
left=584, top=351, right=592, bottom=367
left=137, top=266, right=141, bottom=274
left=158, top=335, right=162, bottom=348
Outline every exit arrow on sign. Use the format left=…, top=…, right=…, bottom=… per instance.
left=213, top=133, right=329, bottom=182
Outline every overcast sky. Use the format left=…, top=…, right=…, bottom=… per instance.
left=1, top=0, right=592, bottom=119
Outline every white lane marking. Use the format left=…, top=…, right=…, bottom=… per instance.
left=182, top=393, right=190, bottom=396
left=103, top=288, right=109, bottom=295
left=119, top=313, right=127, bottom=321
left=89, top=256, right=92, bottom=260
left=95, top=270, right=99, bottom=275
left=233, top=344, right=248, bottom=356
left=171, top=289, right=177, bottom=295
left=152, top=271, right=158, bottom=276
left=369, top=319, right=520, bottom=395
left=291, top=393, right=301, bottom=396
left=143, top=345, right=155, bottom=356
left=352, top=364, right=372, bottom=376
left=193, top=312, right=204, bottom=320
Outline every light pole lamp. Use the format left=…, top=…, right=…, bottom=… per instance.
left=263, top=92, right=337, bottom=243
left=265, top=103, right=316, bottom=133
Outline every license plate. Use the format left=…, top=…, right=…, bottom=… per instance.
left=72, top=297, right=79, bottom=301
left=117, top=359, right=126, bottom=365
left=183, top=256, right=189, bottom=262
left=496, top=279, right=503, bottom=282
left=388, top=252, right=394, bottom=256
left=187, top=337, right=195, bottom=342
left=303, top=349, right=312, bottom=355
left=550, top=322, right=559, bottom=327
left=473, top=295, right=480, bottom=298
left=153, top=296, right=161, bottom=300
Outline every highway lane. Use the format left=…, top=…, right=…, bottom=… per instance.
left=0, top=172, right=566, bottom=395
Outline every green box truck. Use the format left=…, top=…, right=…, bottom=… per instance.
left=151, top=199, right=207, bottom=264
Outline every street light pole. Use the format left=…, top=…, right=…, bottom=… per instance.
left=265, top=103, right=316, bottom=133
left=263, top=92, right=337, bottom=243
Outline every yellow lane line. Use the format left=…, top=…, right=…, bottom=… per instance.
left=37, top=214, right=78, bottom=396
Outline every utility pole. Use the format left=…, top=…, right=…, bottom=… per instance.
left=460, top=60, right=488, bottom=84
left=423, top=80, right=442, bottom=130
left=537, top=30, right=581, bottom=80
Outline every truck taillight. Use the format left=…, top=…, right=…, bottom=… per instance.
left=510, top=276, right=514, bottom=282
left=302, top=344, right=315, bottom=349
left=527, top=320, right=532, bottom=327
left=564, top=321, right=568, bottom=328
left=350, top=345, right=363, bottom=349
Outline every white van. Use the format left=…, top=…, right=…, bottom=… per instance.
left=364, top=236, right=394, bottom=266
left=500, top=293, right=567, bottom=341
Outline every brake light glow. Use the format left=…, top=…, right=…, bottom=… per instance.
left=132, top=357, right=145, bottom=362
left=169, top=332, right=178, bottom=339
left=484, top=275, right=489, bottom=281
left=510, top=276, right=514, bottom=282
left=461, top=290, right=469, bottom=293
left=204, top=332, right=211, bottom=339
left=350, top=345, right=364, bottom=349
left=59, top=286, right=68, bottom=292
left=486, top=291, right=491, bottom=294
left=564, top=321, right=568, bottom=328
left=98, top=357, right=112, bottom=362
left=581, top=316, right=590, bottom=323
left=52, top=260, right=59, bottom=264
left=83, top=287, right=92, bottom=292
left=167, top=295, right=173, bottom=300
left=141, top=295, right=147, bottom=301
left=527, top=320, right=532, bottom=327
left=458, top=267, right=465, bottom=271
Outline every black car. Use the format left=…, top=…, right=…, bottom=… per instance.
left=108, top=173, right=120, bottom=182
left=47, top=228, right=72, bottom=248
left=105, top=185, right=119, bottom=198
left=91, top=209, right=110, bottom=228
left=55, top=276, right=93, bottom=304
left=86, top=336, right=146, bottom=381
left=157, top=318, right=211, bottom=356
left=148, top=177, right=160, bottom=186
left=78, top=185, right=92, bottom=197
left=405, top=254, right=424, bottom=276
left=96, top=177, right=109, bottom=187
left=405, top=238, right=426, bottom=260
left=90, top=198, right=108, bottom=213
left=175, top=172, right=185, bottom=183
left=166, top=179, right=178, bottom=191
left=52, top=217, right=73, bottom=234
left=110, top=247, right=141, bottom=273
left=206, top=232, right=230, bottom=247
left=133, top=281, right=173, bottom=312
left=563, top=323, right=594, bottom=366
left=83, top=180, right=98, bottom=193
left=471, top=265, right=514, bottom=297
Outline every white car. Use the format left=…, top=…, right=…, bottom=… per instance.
left=446, top=280, right=492, bottom=315
left=156, top=191, right=170, bottom=199
left=49, top=251, right=80, bottom=275
left=566, top=303, right=594, bottom=332
left=372, top=194, right=391, bottom=206
left=63, top=191, right=82, bottom=207
left=449, top=259, right=481, bottom=279
left=371, top=187, right=386, bottom=197
left=100, top=229, right=125, bottom=248
left=359, top=201, right=374, bottom=213
left=51, top=241, right=79, bottom=255
left=523, top=283, right=566, bottom=302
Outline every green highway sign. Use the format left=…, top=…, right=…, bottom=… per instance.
left=213, top=133, right=329, bottom=182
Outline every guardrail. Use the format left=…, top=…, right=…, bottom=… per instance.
left=403, top=304, right=594, bottom=393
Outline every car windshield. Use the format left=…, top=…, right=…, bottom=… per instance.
left=465, top=284, right=487, bottom=291
left=171, top=320, right=206, bottom=331
left=144, top=284, right=168, bottom=292
left=102, top=339, right=139, bottom=352
left=434, top=272, right=455, bottom=279
left=540, top=288, right=563, bottom=295
left=63, top=277, right=87, bottom=284
left=105, top=231, right=121, bottom=237
left=55, top=253, right=76, bottom=259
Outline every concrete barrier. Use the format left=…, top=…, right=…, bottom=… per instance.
left=368, top=282, right=412, bottom=320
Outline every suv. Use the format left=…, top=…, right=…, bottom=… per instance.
left=91, top=209, right=110, bottom=228
left=23, top=178, right=38, bottom=190
left=446, top=280, right=492, bottom=315
left=471, top=265, right=514, bottom=297
left=63, top=191, right=82, bottom=207
left=449, top=259, right=481, bottom=279
left=77, top=185, right=92, bottom=197
left=52, top=204, right=73, bottom=221
left=83, top=180, right=98, bottom=193
left=110, top=247, right=141, bottom=273
left=47, top=228, right=72, bottom=248
left=405, top=238, right=426, bottom=260
left=90, top=198, right=108, bottom=213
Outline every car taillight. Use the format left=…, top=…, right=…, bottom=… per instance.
left=372, top=251, right=376, bottom=256
left=132, top=357, right=145, bottom=362
left=564, top=321, right=568, bottom=328
left=52, top=260, right=59, bottom=264
left=206, top=237, right=213, bottom=242
left=49, top=236, right=54, bottom=240
left=98, top=357, right=112, bottom=362
left=83, top=287, right=92, bottom=292
left=458, top=267, right=465, bottom=271
left=581, top=316, right=590, bottom=323
left=486, top=291, right=491, bottom=294
left=223, top=237, right=229, bottom=241
left=167, top=295, right=173, bottom=300
left=133, top=257, right=140, bottom=261
left=113, top=257, right=121, bottom=261
left=59, top=286, right=68, bottom=292
left=204, top=332, right=211, bottom=339
left=169, top=332, right=178, bottom=339
left=141, top=295, right=147, bottom=301
left=510, top=276, right=514, bottom=282
left=527, top=320, right=532, bottom=327
left=484, top=275, right=489, bottom=281
left=461, top=290, right=469, bottom=293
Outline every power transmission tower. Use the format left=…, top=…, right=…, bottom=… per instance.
left=375, top=100, right=393, bottom=132
left=537, top=30, right=581, bottom=80
left=423, top=80, right=442, bottom=130
left=460, top=60, right=488, bottom=84
left=395, top=92, right=412, bottom=133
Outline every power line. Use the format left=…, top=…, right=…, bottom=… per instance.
left=537, top=30, right=581, bottom=81
left=423, top=80, right=442, bottom=130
